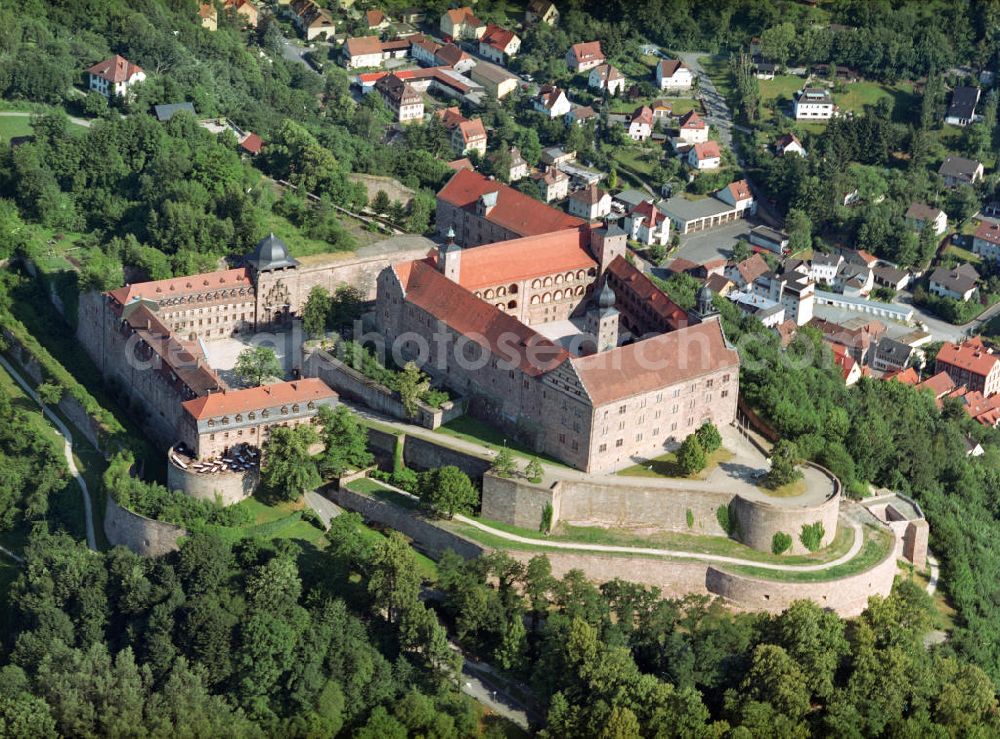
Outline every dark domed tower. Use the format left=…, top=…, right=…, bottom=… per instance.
left=689, top=284, right=718, bottom=323
left=246, top=233, right=299, bottom=327
left=437, top=227, right=461, bottom=282
left=585, top=279, right=620, bottom=353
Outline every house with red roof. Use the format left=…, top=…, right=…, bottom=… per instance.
left=440, top=6, right=485, bottom=40
left=625, top=200, right=670, bottom=246
left=628, top=106, right=654, bottom=141
left=656, top=59, right=693, bottom=91
left=774, top=133, right=805, bottom=156
left=828, top=342, right=862, bottom=385
left=972, top=219, right=1000, bottom=261
left=687, top=141, right=722, bottom=170
left=589, top=64, right=625, bottom=95
left=238, top=132, right=263, bottom=156
left=532, top=84, right=571, bottom=118
left=935, top=337, right=1000, bottom=396
left=224, top=0, right=258, bottom=28
left=565, top=41, right=604, bottom=72
left=677, top=110, right=709, bottom=144
left=87, top=55, right=146, bottom=99
left=435, top=168, right=584, bottom=245
left=568, top=184, right=612, bottom=221
left=531, top=167, right=570, bottom=202
left=366, top=8, right=390, bottom=30
left=478, top=24, right=520, bottom=64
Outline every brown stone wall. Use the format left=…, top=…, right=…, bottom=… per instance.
left=903, top=519, right=928, bottom=571
left=348, top=173, right=416, bottom=208
left=104, top=495, right=185, bottom=557
left=481, top=473, right=556, bottom=530
left=731, top=488, right=840, bottom=555
left=403, top=435, right=493, bottom=479
left=167, top=458, right=257, bottom=506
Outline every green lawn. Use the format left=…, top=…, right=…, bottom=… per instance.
left=943, top=244, right=981, bottom=265
left=760, top=477, right=808, bottom=498
left=0, top=115, right=88, bottom=143
left=435, top=416, right=570, bottom=469
left=618, top=448, right=734, bottom=480
left=611, top=147, right=661, bottom=178
left=607, top=96, right=699, bottom=116
left=835, top=80, right=917, bottom=118
left=759, top=75, right=804, bottom=103
left=348, top=478, right=421, bottom=510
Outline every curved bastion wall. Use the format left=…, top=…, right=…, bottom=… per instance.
left=167, top=453, right=258, bottom=506
left=481, top=464, right=841, bottom=556
left=104, top=495, right=186, bottom=557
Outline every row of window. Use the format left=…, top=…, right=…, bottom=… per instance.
left=528, top=270, right=595, bottom=289
left=205, top=401, right=316, bottom=427
left=596, top=418, right=701, bottom=453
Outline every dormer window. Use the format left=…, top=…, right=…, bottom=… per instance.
left=281, top=406, right=289, bottom=414
left=307, top=401, right=315, bottom=409
left=248, top=412, right=256, bottom=420
left=222, top=416, right=230, bottom=424
left=261, top=409, right=269, bottom=418
left=235, top=414, right=242, bottom=422
left=292, top=404, right=300, bottom=412
left=207, top=419, right=215, bottom=427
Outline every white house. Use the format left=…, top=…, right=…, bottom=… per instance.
left=568, top=184, right=612, bottom=221
left=589, top=64, right=625, bottom=95
left=808, top=252, right=843, bottom=284
left=525, top=0, right=559, bottom=25
left=478, top=24, right=520, bottom=64
left=973, top=220, right=1000, bottom=261
left=793, top=88, right=835, bottom=120
left=774, top=133, right=805, bottom=156
left=628, top=106, right=653, bottom=141
left=531, top=167, right=570, bottom=201
left=676, top=111, right=709, bottom=144
left=533, top=85, right=571, bottom=118
left=452, top=119, right=487, bottom=157
left=945, top=86, right=981, bottom=127
left=625, top=200, right=670, bottom=245
left=87, top=55, right=145, bottom=99
left=565, top=41, right=604, bottom=72
left=655, top=59, right=693, bottom=92
left=440, top=7, right=486, bottom=40
left=929, top=263, right=979, bottom=301
left=904, top=202, right=947, bottom=236
left=687, top=141, right=721, bottom=170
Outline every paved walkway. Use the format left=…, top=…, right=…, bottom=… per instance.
left=0, top=110, right=93, bottom=128
left=304, top=490, right=341, bottom=529
left=0, top=355, right=97, bottom=550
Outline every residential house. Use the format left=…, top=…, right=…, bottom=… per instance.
left=239, top=132, right=263, bottom=156
left=343, top=36, right=389, bottom=68
left=935, top=337, right=1000, bottom=396
left=435, top=43, right=476, bottom=73
left=440, top=7, right=485, bottom=40
left=490, top=146, right=529, bottom=182
left=291, top=0, right=335, bottom=40
left=749, top=225, right=789, bottom=255
left=841, top=249, right=879, bottom=269
left=365, top=9, right=390, bottom=30
left=224, top=0, right=258, bottom=27
left=198, top=3, right=218, bottom=30
left=533, top=85, right=571, bottom=118
left=589, top=64, right=625, bottom=95
left=809, top=316, right=886, bottom=366
left=628, top=106, right=653, bottom=141
left=566, top=41, right=604, bottom=72
left=774, top=132, right=805, bottom=156
left=568, top=184, right=612, bottom=221
left=808, top=252, right=843, bottom=284
left=625, top=201, right=670, bottom=246
left=929, top=263, right=980, bottom=301
left=87, top=55, right=145, bottom=99
left=687, top=141, right=722, bottom=170
left=453, top=118, right=487, bottom=157
left=565, top=105, right=597, bottom=126
left=531, top=167, right=570, bottom=202
left=871, top=337, right=919, bottom=373
left=872, top=265, right=910, bottom=292
left=752, top=270, right=815, bottom=325
left=525, top=0, right=559, bottom=25
left=793, top=87, right=835, bottom=119
left=904, top=202, right=947, bottom=235
left=410, top=37, right=442, bottom=65
left=479, top=24, right=520, bottom=65
left=939, top=156, right=984, bottom=187
left=726, top=253, right=770, bottom=289
left=834, top=263, right=874, bottom=298
left=469, top=62, right=518, bottom=99
left=729, top=291, right=786, bottom=327
left=540, top=146, right=575, bottom=167
left=655, top=59, right=693, bottom=92
left=447, top=158, right=474, bottom=172
left=676, top=110, right=708, bottom=144
left=375, top=73, right=424, bottom=124
left=830, top=342, right=862, bottom=385
left=706, top=273, right=736, bottom=297
left=972, top=220, right=1000, bottom=261
left=753, top=60, right=777, bottom=80
left=717, top=179, right=754, bottom=211
left=153, top=102, right=196, bottom=122
left=945, top=86, right=981, bottom=126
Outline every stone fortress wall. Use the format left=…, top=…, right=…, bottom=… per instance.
left=166, top=454, right=258, bottom=506
left=481, top=465, right=840, bottom=556
left=104, top=495, right=186, bottom=557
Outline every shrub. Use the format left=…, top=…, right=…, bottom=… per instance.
left=539, top=502, right=553, bottom=534
left=525, top=457, right=544, bottom=484
left=772, top=532, right=792, bottom=555
left=686, top=508, right=694, bottom=528
left=800, top=521, right=825, bottom=552
left=391, top=467, right=419, bottom=493
left=716, top=505, right=731, bottom=536
left=695, top=421, right=722, bottom=454
left=677, top=434, right=707, bottom=475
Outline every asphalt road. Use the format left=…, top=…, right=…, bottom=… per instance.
left=670, top=219, right=754, bottom=265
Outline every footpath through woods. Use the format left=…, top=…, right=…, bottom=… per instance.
left=0, top=355, right=97, bottom=551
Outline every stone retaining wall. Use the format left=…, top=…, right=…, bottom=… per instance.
left=403, top=435, right=492, bottom=479
left=481, top=474, right=555, bottom=531
left=304, top=348, right=464, bottom=429
left=167, top=457, right=257, bottom=506
left=329, top=486, right=486, bottom=560
left=104, top=496, right=185, bottom=557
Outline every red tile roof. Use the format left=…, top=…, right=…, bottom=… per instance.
left=569, top=41, right=604, bottom=64
left=447, top=157, right=474, bottom=171
left=692, top=141, right=721, bottom=160
left=457, top=118, right=486, bottom=143
left=436, top=43, right=470, bottom=66
left=679, top=110, right=706, bottom=129
left=887, top=366, right=920, bottom=385
left=630, top=105, right=654, bottom=126
left=726, top=179, right=752, bottom=202
left=436, top=106, right=467, bottom=129
left=108, top=268, right=252, bottom=306
left=455, top=229, right=595, bottom=290
left=481, top=23, right=517, bottom=51
left=87, top=55, right=144, bottom=84
left=732, top=254, right=769, bottom=285
left=657, top=59, right=687, bottom=78
left=366, top=9, right=386, bottom=26
left=975, top=219, right=1000, bottom=246
left=569, top=183, right=607, bottom=205
left=606, top=255, right=689, bottom=332
left=393, top=259, right=569, bottom=375
left=536, top=84, right=567, bottom=110
left=345, top=35, right=384, bottom=56
left=445, top=7, right=482, bottom=27
left=629, top=200, right=664, bottom=228
left=775, top=132, right=801, bottom=150
left=437, top=169, right=585, bottom=237
left=936, top=337, right=1000, bottom=379
left=916, top=370, right=955, bottom=396
left=182, top=379, right=337, bottom=420
left=239, top=132, right=263, bottom=155
left=571, top=320, right=737, bottom=406
left=829, top=342, right=858, bottom=381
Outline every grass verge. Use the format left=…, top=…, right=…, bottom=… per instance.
left=618, top=448, right=734, bottom=479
